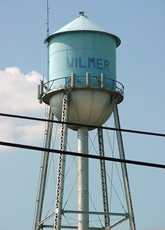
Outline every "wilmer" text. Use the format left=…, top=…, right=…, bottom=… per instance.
left=67, top=57, right=110, bottom=71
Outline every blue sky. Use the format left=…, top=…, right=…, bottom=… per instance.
left=0, top=0, right=165, bottom=230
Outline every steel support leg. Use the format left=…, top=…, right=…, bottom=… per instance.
left=97, top=128, right=110, bottom=227
left=113, top=105, right=136, bottom=230
left=53, top=93, right=69, bottom=230
left=77, top=127, right=89, bottom=230
left=34, top=109, right=54, bottom=230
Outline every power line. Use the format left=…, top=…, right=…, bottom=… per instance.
left=0, top=112, right=165, bottom=138
left=0, top=140, right=165, bottom=170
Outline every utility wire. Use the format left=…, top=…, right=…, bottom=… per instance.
left=0, top=112, right=165, bottom=138
left=1, top=140, right=165, bottom=170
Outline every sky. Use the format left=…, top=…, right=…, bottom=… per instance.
left=0, top=0, right=165, bottom=230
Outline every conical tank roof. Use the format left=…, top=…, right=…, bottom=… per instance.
left=47, top=12, right=121, bottom=46
left=55, top=12, right=104, bottom=34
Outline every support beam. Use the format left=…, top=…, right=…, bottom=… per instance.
left=63, top=210, right=128, bottom=217
left=33, top=109, right=54, bottom=230
left=113, top=105, right=136, bottom=230
left=77, top=128, right=89, bottom=230
left=98, top=128, right=110, bottom=226
left=39, top=212, right=54, bottom=226
left=110, top=216, right=128, bottom=228
left=43, top=225, right=106, bottom=230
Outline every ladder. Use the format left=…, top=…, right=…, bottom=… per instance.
left=53, top=93, right=69, bottom=230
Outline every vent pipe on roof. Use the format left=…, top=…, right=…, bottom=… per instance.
left=79, top=11, right=87, bottom=18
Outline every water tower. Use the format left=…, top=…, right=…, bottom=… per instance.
left=35, top=12, right=136, bottom=230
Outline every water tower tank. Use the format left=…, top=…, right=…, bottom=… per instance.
left=43, top=12, right=124, bottom=128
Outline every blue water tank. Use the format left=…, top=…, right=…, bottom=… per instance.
left=43, top=12, right=123, bottom=127
left=47, top=12, right=120, bottom=90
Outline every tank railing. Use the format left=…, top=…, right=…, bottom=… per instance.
left=42, top=73, right=124, bottom=97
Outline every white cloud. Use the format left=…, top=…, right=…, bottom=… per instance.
left=0, top=67, right=42, bottom=114
left=0, top=67, right=47, bottom=148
